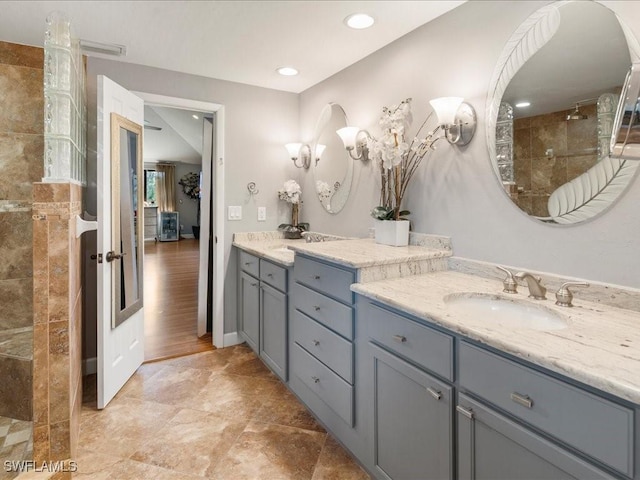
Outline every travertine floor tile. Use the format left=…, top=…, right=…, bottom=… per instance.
left=253, top=390, right=325, bottom=433
left=209, top=421, right=326, bottom=480
left=312, top=435, right=370, bottom=480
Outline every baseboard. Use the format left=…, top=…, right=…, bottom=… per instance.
left=83, top=357, right=97, bottom=376
left=223, top=331, right=243, bottom=347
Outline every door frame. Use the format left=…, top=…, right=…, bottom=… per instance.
left=133, top=91, right=225, bottom=348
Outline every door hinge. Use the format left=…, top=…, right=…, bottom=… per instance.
left=90, top=253, right=104, bottom=264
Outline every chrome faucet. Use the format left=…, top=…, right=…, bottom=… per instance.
left=515, top=272, right=547, bottom=300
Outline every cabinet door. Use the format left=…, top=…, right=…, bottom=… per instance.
left=239, top=271, right=260, bottom=352
left=457, top=394, right=616, bottom=480
left=370, top=343, right=453, bottom=480
left=260, top=282, right=287, bottom=381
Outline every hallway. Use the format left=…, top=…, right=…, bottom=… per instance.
left=79, top=346, right=369, bottom=479
left=143, top=238, right=214, bottom=362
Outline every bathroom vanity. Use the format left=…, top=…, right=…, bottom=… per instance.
left=233, top=233, right=640, bottom=480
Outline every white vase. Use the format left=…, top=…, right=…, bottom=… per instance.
left=374, top=219, right=410, bottom=247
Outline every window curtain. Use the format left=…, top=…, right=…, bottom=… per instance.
left=156, top=163, right=177, bottom=212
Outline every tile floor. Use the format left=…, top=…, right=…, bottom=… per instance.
left=0, top=416, right=32, bottom=480
left=78, top=344, right=370, bottom=479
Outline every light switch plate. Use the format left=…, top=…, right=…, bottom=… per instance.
left=228, top=206, right=242, bottom=220
left=257, top=206, right=266, bottom=221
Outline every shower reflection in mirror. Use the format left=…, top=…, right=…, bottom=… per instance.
left=111, top=113, right=144, bottom=328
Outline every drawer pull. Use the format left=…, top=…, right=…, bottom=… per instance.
left=267, top=273, right=273, bottom=278
left=312, top=340, right=320, bottom=346
left=511, top=392, right=533, bottom=409
left=392, top=335, right=407, bottom=343
left=314, top=275, right=321, bottom=280
left=456, top=405, right=474, bottom=419
left=312, top=376, right=320, bottom=384
left=244, top=262, right=253, bottom=266
left=250, top=282, right=258, bottom=287
left=313, top=305, right=321, bottom=311
left=427, top=387, right=442, bottom=400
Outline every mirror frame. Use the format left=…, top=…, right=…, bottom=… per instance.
left=311, top=103, right=354, bottom=214
left=110, top=112, right=144, bottom=328
left=486, top=0, right=640, bottom=225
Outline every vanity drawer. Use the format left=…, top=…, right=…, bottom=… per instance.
left=294, top=283, right=353, bottom=340
left=365, top=303, right=454, bottom=381
left=260, top=259, right=287, bottom=292
left=294, top=256, right=354, bottom=304
left=239, top=250, right=259, bottom=277
left=292, top=342, right=354, bottom=426
left=459, top=342, right=634, bottom=477
left=292, top=310, right=353, bottom=384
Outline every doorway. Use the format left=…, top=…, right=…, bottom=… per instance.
left=134, top=91, right=225, bottom=359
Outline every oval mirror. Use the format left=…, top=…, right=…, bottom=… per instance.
left=487, top=1, right=640, bottom=224
left=312, top=103, right=354, bottom=214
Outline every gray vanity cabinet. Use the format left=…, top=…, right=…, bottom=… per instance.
left=457, top=394, right=616, bottom=480
left=360, top=300, right=454, bottom=480
left=237, top=249, right=289, bottom=381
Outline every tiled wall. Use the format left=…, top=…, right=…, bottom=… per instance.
left=513, top=104, right=598, bottom=217
left=32, top=183, right=83, bottom=468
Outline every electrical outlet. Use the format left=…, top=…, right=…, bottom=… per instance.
left=257, top=206, right=266, bottom=221
left=228, top=206, right=242, bottom=220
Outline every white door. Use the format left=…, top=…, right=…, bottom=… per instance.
left=97, top=75, right=145, bottom=408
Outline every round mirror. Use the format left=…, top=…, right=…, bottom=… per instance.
left=486, top=1, right=640, bottom=224
left=312, top=103, right=354, bottom=214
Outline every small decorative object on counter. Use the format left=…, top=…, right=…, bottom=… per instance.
left=277, top=179, right=309, bottom=239
left=368, top=98, right=442, bottom=246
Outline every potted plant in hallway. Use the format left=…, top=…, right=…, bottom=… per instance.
left=277, top=179, right=309, bottom=239
left=368, top=98, right=441, bottom=246
left=178, top=172, right=201, bottom=239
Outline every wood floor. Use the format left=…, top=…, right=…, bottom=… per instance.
left=143, top=238, right=214, bottom=362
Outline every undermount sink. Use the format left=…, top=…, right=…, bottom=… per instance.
left=443, top=293, right=568, bottom=331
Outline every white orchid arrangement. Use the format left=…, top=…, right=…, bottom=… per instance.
left=277, top=179, right=302, bottom=204
left=315, top=180, right=333, bottom=199
left=368, top=98, right=441, bottom=221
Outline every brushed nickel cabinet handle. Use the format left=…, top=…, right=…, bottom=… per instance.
left=250, top=282, right=258, bottom=287
left=313, top=305, right=321, bottom=311
left=427, top=387, right=442, bottom=400
left=244, top=262, right=252, bottom=266
left=313, top=275, right=321, bottom=280
left=511, top=392, right=533, bottom=409
left=312, top=376, right=320, bottom=384
left=312, top=340, right=320, bottom=346
left=392, top=335, right=407, bottom=343
left=267, top=273, right=273, bottom=277
left=456, top=405, right=474, bottom=419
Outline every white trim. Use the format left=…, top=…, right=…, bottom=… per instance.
left=132, top=91, right=225, bottom=349
left=83, top=357, right=97, bottom=376
left=223, top=331, right=243, bottom=347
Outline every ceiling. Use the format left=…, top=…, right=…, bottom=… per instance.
left=0, top=0, right=465, bottom=93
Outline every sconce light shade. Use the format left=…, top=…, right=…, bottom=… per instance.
left=285, top=143, right=303, bottom=158
left=428, top=97, right=476, bottom=146
left=429, top=97, right=464, bottom=126
left=314, top=144, right=326, bottom=160
left=285, top=143, right=311, bottom=169
left=336, top=127, right=360, bottom=150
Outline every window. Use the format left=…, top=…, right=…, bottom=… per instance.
left=144, top=169, right=157, bottom=204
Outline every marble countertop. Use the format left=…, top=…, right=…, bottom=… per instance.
left=232, top=237, right=303, bottom=266
left=352, top=270, right=640, bottom=404
left=288, top=237, right=451, bottom=268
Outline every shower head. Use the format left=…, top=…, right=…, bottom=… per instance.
left=567, top=103, right=588, bottom=121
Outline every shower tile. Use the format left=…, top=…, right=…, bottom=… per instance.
left=49, top=420, right=70, bottom=461
left=0, top=133, right=44, bottom=202
left=0, top=278, right=33, bottom=330
left=47, top=219, right=69, bottom=324
left=210, top=421, right=325, bottom=480
left=32, top=323, right=49, bottom=428
left=568, top=154, right=598, bottom=182
left=0, top=42, right=43, bottom=69
left=48, top=353, right=69, bottom=425
left=33, top=219, right=49, bottom=326
left=0, top=356, right=32, bottom=421
left=531, top=123, right=567, bottom=159
left=32, top=183, right=70, bottom=205
left=0, top=65, right=43, bottom=135
left=0, top=211, right=32, bottom=279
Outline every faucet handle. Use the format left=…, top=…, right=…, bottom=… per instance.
left=497, top=266, right=518, bottom=294
left=555, top=282, right=590, bottom=307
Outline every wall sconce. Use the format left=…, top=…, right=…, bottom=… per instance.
left=285, top=143, right=311, bottom=169
left=428, top=97, right=477, bottom=146
left=314, top=144, right=326, bottom=166
left=336, top=127, right=371, bottom=161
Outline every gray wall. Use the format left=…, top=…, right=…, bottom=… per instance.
left=298, top=0, right=640, bottom=289
left=83, top=58, right=299, bottom=357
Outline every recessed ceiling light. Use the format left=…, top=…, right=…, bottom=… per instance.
left=276, top=66, right=299, bottom=76
left=344, top=13, right=375, bottom=30
left=515, top=101, right=531, bottom=108
left=192, top=114, right=199, bottom=120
